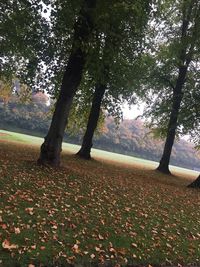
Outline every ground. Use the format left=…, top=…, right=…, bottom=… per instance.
left=0, top=131, right=200, bottom=267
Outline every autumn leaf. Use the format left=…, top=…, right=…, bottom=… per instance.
left=2, top=239, right=18, bottom=250
left=25, top=207, right=34, bottom=215
left=131, top=243, right=138, bottom=248
left=72, top=244, right=80, bottom=253
left=98, top=234, right=104, bottom=240
left=1, top=223, right=7, bottom=229
left=90, top=254, right=95, bottom=259
left=125, top=207, right=131, bottom=212
left=95, top=246, right=101, bottom=252
left=14, top=227, right=21, bottom=234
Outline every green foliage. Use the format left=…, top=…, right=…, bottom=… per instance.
left=141, top=0, right=200, bottom=141
left=0, top=1, right=50, bottom=88
left=1, top=96, right=200, bottom=170
left=68, top=0, right=152, bottom=128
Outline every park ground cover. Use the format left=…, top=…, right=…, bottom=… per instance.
left=1, top=132, right=200, bottom=267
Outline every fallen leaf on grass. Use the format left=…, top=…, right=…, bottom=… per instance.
left=131, top=243, right=138, bottom=248
left=2, top=239, right=18, bottom=250
left=25, top=207, right=34, bottom=215
left=125, top=207, right=131, bottom=212
left=116, top=248, right=126, bottom=255
left=1, top=223, right=7, bottom=229
left=90, top=254, right=95, bottom=259
left=98, top=234, right=104, bottom=240
left=72, top=244, right=80, bottom=253
left=14, top=227, right=20, bottom=234
left=95, top=246, right=101, bottom=252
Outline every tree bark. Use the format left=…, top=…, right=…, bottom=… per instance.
left=156, top=1, right=196, bottom=174
left=156, top=66, right=187, bottom=174
left=188, top=175, right=200, bottom=188
left=77, top=84, right=106, bottom=159
left=38, top=0, right=96, bottom=167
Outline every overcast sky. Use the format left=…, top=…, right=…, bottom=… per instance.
left=122, top=103, right=145, bottom=120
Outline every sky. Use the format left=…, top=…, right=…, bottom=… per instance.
left=122, top=103, right=145, bottom=120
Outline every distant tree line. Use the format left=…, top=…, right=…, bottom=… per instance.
left=1, top=96, right=200, bottom=171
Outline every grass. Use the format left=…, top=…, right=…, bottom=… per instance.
left=0, top=130, right=200, bottom=267
left=0, top=129, right=198, bottom=177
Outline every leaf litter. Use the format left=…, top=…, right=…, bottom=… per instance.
left=0, top=142, right=200, bottom=266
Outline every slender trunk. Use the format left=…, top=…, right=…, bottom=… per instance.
left=77, top=84, right=106, bottom=159
left=157, top=66, right=187, bottom=174
left=38, top=0, right=96, bottom=167
left=156, top=0, right=197, bottom=174
left=188, top=175, right=200, bottom=188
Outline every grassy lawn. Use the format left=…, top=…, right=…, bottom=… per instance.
left=0, top=129, right=198, bottom=177
left=0, top=130, right=200, bottom=266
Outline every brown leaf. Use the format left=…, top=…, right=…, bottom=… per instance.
left=90, top=254, right=95, bottom=259
left=2, top=239, right=18, bottom=250
left=25, top=207, right=34, bottom=215
left=14, top=227, right=20, bottom=234
left=131, top=243, right=138, bottom=248
left=98, top=234, right=104, bottom=240
left=1, top=223, right=7, bottom=229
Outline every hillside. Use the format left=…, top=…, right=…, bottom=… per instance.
left=0, top=98, right=199, bottom=170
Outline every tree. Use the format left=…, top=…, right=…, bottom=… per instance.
left=38, top=0, right=97, bottom=166
left=76, top=84, right=107, bottom=159
left=0, top=1, right=49, bottom=86
left=142, top=0, right=200, bottom=174
left=0, top=79, right=12, bottom=106
left=76, top=0, right=151, bottom=159
left=182, top=72, right=200, bottom=188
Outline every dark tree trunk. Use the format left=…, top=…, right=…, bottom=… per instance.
left=38, top=0, right=96, bottom=167
left=156, top=2, right=195, bottom=174
left=77, top=84, right=106, bottom=159
left=157, top=66, right=187, bottom=174
left=188, top=175, right=200, bottom=188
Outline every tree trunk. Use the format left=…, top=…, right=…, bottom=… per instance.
left=156, top=1, right=197, bottom=174
left=77, top=84, right=106, bottom=159
left=38, top=0, right=96, bottom=167
left=188, top=175, right=200, bottom=188
left=157, top=66, right=187, bottom=174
